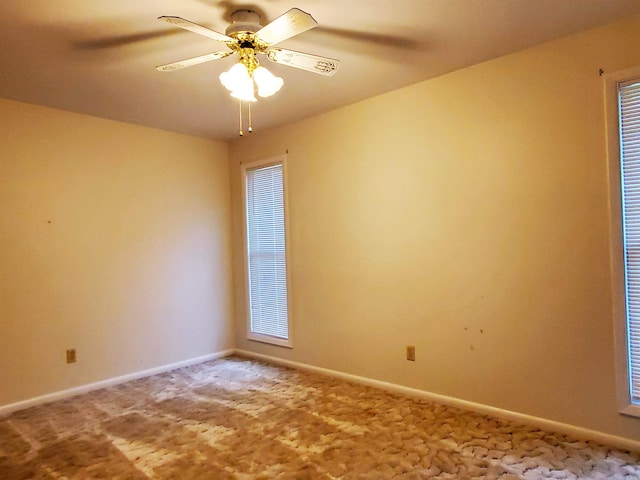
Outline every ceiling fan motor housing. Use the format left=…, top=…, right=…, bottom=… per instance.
left=226, top=9, right=263, bottom=37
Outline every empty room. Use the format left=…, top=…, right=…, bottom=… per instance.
left=2, top=1, right=640, bottom=478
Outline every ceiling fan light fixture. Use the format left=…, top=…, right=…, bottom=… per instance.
left=253, top=66, right=284, bottom=97
left=219, top=63, right=256, bottom=101
left=219, top=62, right=249, bottom=91
left=230, top=85, right=257, bottom=102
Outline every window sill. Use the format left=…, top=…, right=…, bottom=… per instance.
left=619, top=403, right=640, bottom=419
left=248, top=333, right=293, bottom=349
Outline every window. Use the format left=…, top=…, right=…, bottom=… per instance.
left=606, top=67, right=640, bottom=417
left=242, top=155, right=292, bottom=348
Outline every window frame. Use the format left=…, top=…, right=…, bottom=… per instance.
left=605, top=65, right=640, bottom=418
left=240, top=154, right=293, bottom=348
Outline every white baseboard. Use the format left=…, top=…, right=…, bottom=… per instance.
left=0, top=350, right=234, bottom=417
left=4, top=348, right=638, bottom=453
left=234, top=349, right=640, bottom=453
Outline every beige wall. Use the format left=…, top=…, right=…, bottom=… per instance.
left=0, top=99, right=233, bottom=406
left=230, top=17, right=640, bottom=440
left=3, top=13, right=640, bottom=442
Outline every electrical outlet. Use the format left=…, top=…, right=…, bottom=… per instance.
left=406, top=345, right=416, bottom=361
left=66, top=349, right=76, bottom=364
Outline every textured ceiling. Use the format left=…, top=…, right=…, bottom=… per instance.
left=2, top=0, right=640, bottom=142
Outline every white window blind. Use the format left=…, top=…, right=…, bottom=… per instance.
left=245, top=162, right=289, bottom=341
left=619, top=79, right=640, bottom=404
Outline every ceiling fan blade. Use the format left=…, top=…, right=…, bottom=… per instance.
left=311, top=26, right=420, bottom=50
left=255, top=8, right=318, bottom=46
left=156, top=51, right=232, bottom=72
left=158, top=16, right=233, bottom=43
left=78, top=30, right=183, bottom=50
left=266, top=48, right=339, bottom=76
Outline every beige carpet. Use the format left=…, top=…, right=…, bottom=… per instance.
left=0, top=356, right=638, bottom=479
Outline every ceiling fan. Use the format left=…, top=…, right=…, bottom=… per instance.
left=156, top=8, right=340, bottom=135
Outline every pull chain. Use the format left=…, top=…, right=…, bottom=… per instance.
left=237, top=99, right=255, bottom=137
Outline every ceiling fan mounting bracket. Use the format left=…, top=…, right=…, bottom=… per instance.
left=225, top=9, right=263, bottom=37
